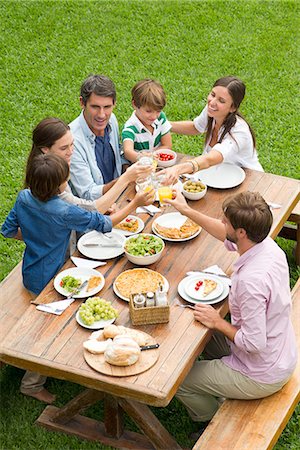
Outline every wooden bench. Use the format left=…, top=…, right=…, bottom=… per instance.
left=0, top=261, right=34, bottom=343
left=279, top=202, right=300, bottom=266
left=193, top=277, right=300, bottom=450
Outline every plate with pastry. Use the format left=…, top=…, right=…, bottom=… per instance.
left=54, top=267, right=105, bottom=298
left=184, top=274, right=223, bottom=301
left=177, top=274, right=229, bottom=305
left=113, top=268, right=169, bottom=302
left=83, top=325, right=159, bottom=377
left=152, top=212, right=201, bottom=242
left=113, top=215, right=144, bottom=236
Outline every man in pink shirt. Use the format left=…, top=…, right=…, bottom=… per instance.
left=166, top=190, right=297, bottom=433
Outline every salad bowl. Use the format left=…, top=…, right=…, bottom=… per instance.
left=123, top=233, right=165, bottom=265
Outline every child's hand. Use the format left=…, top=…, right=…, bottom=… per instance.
left=134, top=188, right=155, bottom=207
left=124, top=162, right=152, bottom=183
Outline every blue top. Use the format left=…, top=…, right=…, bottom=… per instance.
left=69, top=111, right=128, bottom=200
left=1, top=190, right=112, bottom=294
left=95, top=128, right=116, bottom=184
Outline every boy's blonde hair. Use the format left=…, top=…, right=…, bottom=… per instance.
left=131, top=79, right=166, bottom=110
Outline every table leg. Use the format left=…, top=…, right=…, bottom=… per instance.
left=119, top=397, right=182, bottom=450
left=104, top=394, right=124, bottom=438
left=51, top=388, right=104, bottom=424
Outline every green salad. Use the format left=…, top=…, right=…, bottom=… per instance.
left=60, top=275, right=81, bottom=292
left=125, top=234, right=163, bottom=256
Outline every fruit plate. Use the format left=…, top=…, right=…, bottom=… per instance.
left=76, top=311, right=115, bottom=330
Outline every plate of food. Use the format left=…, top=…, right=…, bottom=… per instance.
left=152, top=212, right=201, bottom=241
left=76, top=297, right=118, bottom=329
left=197, top=163, right=245, bottom=189
left=177, top=274, right=229, bottom=305
left=54, top=268, right=105, bottom=298
left=113, top=268, right=169, bottom=302
left=184, top=274, right=223, bottom=301
left=77, top=230, right=126, bottom=260
left=113, top=215, right=144, bottom=236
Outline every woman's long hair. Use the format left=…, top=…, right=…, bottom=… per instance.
left=205, top=76, right=256, bottom=149
left=25, top=118, right=69, bottom=187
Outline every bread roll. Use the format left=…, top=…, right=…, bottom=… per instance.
left=88, top=330, right=104, bottom=341
left=104, top=336, right=141, bottom=366
left=103, top=324, right=148, bottom=346
left=103, top=324, right=125, bottom=339
left=83, top=339, right=112, bottom=354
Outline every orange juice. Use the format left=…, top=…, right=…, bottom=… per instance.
left=158, top=186, right=172, bottom=206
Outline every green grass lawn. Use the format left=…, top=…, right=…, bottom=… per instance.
left=0, top=0, right=299, bottom=448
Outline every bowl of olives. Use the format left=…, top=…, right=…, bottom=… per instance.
left=182, top=179, right=207, bottom=200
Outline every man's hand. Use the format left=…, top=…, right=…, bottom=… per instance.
left=193, top=303, right=221, bottom=329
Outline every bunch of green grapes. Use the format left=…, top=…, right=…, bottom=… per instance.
left=79, top=297, right=119, bottom=325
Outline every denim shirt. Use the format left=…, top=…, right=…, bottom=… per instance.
left=1, top=190, right=112, bottom=294
left=69, top=111, right=126, bottom=200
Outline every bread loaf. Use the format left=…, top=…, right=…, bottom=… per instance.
left=104, top=335, right=141, bottom=366
left=83, top=338, right=112, bottom=354
left=103, top=324, right=148, bottom=346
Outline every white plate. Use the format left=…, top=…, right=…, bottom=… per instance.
left=113, top=274, right=170, bottom=302
left=152, top=212, right=201, bottom=242
left=197, top=163, right=245, bottom=189
left=77, top=230, right=126, bottom=260
left=54, top=267, right=105, bottom=298
left=75, top=310, right=115, bottom=330
left=136, top=179, right=182, bottom=201
left=178, top=274, right=229, bottom=305
left=184, top=274, right=223, bottom=301
left=112, top=215, right=144, bottom=236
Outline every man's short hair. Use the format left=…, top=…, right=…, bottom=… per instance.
left=131, top=78, right=166, bottom=110
left=80, top=75, right=116, bottom=105
left=25, top=154, right=69, bottom=202
left=222, top=191, right=273, bottom=243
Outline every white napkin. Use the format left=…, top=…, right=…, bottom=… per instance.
left=136, top=205, right=161, bottom=214
left=36, top=299, right=74, bottom=315
left=71, top=256, right=107, bottom=268
left=187, top=265, right=232, bottom=287
left=267, top=202, right=282, bottom=210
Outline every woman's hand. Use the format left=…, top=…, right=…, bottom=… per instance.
left=133, top=188, right=156, bottom=207
left=159, top=166, right=180, bottom=185
left=123, top=162, right=152, bottom=183
left=105, top=203, right=117, bottom=215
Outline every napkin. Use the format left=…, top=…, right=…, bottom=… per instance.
left=136, top=205, right=161, bottom=214
left=187, top=265, right=232, bottom=287
left=36, top=298, right=74, bottom=315
left=267, top=202, right=282, bottom=210
left=71, top=256, right=107, bottom=268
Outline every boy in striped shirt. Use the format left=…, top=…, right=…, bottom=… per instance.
left=122, top=79, right=172, bottom=163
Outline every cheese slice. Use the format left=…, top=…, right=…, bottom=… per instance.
left=203, top=279, right=217, bottom=297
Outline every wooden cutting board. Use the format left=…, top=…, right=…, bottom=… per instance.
left=83, top=331, right=159, bottom=377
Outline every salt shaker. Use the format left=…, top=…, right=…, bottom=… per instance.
left=155, top=283, right=167, bottom=306
left=146, top=292, right=155, bottom=307
left=133, top=294, right=146, bottom=308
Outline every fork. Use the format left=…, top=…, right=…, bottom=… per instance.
left=175, top=300, right=195, bottom=310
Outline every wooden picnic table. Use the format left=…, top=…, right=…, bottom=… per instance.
left=0, top=156, right=299, bottom=450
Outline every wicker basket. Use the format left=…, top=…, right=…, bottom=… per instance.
left=129, top=293, right=170, bottom=325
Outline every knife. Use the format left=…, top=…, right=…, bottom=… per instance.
left=186, top=271, right=230, bottom=279
left=140, top=206, right=155, bottom=217
left=83, top=242, right=122, bottom=248
left=140, top=343, right=159, bottom=351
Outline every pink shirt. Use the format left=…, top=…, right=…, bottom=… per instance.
left=222, top=237, right=297, bottom=383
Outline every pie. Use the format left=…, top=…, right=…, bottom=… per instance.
left=203, top=279, right=217, bottom=297
left=87, top=276, right=102, bottom=292
left=115, top=217, right=139, bottom=233
left=114, top=268, right=165, bottom=300
left=153, top=218, right=200, bottom=239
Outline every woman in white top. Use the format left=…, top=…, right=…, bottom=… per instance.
left=26, top=118, right=152, bottom=213
left=163, top=76, right=263, bottom=184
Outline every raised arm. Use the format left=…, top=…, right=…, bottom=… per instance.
left=170, top=120, right=200, bottom=135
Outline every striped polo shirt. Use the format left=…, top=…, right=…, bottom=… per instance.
left=121, top=111, right=171, bottom=151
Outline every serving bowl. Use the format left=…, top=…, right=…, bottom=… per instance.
left=153, top=149, right=177, bottom=168
left=182, top=180, right=207, bottom=200
left=123, top=233, right=165, bottom=265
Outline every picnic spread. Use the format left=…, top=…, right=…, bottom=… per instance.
left=0, top=153, right=299, bottom=450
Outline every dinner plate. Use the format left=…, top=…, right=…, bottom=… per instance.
left=113, top=272, right=169, bottom=302
left=184, top=274, right=223, bottom=301
left=136, top=179, right=182, bottom=201
left=112, top=215, right=144, bottom=236
left=75, top=311, right=115, bottom=330
left=152, top=212, right=201, bottom=242
left=178, top=274, right=229, bottom=305
left=54, top=267, right=105, bottom=298
left=197, top=163, right=245, bottom=189
left=77, top=230, right=126, bottom=260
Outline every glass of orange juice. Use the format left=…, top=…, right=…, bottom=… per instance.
left=136, top=176, right=155, bottom=202
left=158, top=185, right=173, bottom=206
